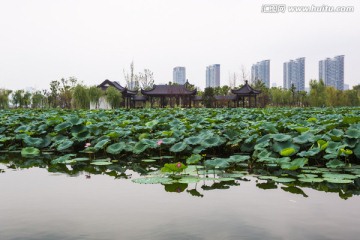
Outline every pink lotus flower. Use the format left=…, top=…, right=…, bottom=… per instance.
left=157, top=140, right=163, bottom=146
left=85, top=143, right=91, bottom=148
left=176, top=162, right=182, bottom=168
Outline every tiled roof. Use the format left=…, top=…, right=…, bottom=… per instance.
left=141, top=83, right=197, bottom=96
left=231, top=80, right=261, bottom=95
left=97, top=79, right=137, bottom=95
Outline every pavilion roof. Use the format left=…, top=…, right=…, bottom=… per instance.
left=141, top=83, right=197, bottom=96
left=231, top=80, right=261, bottom=95
left=98, top=79, right=137, bottom=95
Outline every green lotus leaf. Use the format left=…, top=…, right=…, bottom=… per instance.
left=23, top=136, right=44, bottom=148
left=273, top=177, right=296, bottom=183
left=272, top=141, right=300, bottom=154
left=51, top=154, right=76, bottom=164
left=106, top=142, right=127, bottom=155
left=184, top=136, right=202, bottom=145
left=317, top=140, right=328, bottom=150
left=328, top=129, right=344, bottom=141
left=324, top=178, right=353, bottom=184
left=204, top=158, right=229, bottom=169
left=186, top=154, right=202, bottom=164
left=94, top=139, right=110, bottom=150
left=57, top=139, right=74, bottom=151
left=297, top=173, right=318, bottom=178
left=67, top=117, right=83, bottom=125
left=294, top=127, right=310, bottom=133
left=161, top=162, right=187, bottom=173
left=298, top=178, right=323, bottom=183
left=140, top=139, right=158, bottom=148
left=90, top=161, right=112, bottom=165
left=192, top=145, right=206, bottom=154
left=145, top=120, right=159, bottom=128
left=201, top=135, right=224, bottom=148
left=133, top=142, right=149, bottom=154
left=21, top=147, right=40, bottom=158
left=170, top=142, right=188, bottom=153
left=293, top=132, right=315, bottom=144
left=297, top=148, right=320, bottom=157
left=322, top=173, right=358, bottom=180
left=142, top=159, right=157, bottom=163
left=138, top=133, right=149, bottom=140
left=326, top=159, right=346, bottom=168
left=307, top=117, right=317, bottom=122
left=15, top=125, right=30, bottom=133
left=343, top=116, right=360, bottom=124
left=227, top=155, right=250, bottom=163
left=71, top=157, right=90, bottom=162
left=54, top=122, right=72, bottom=132
left=280, top=148, right=296, bottom=157
left=281, top=158, right=308, bottom=170
left=272, top=134, right=292, bottom=142
left=221, top=173, right=245, bottom=178
left=325, top=142, right=344, bottom=154
left=161, top=138, right=176, bottom=145
left=345, top=129, right=360, bottom=139
left=354, top=143, right=360, bottom=159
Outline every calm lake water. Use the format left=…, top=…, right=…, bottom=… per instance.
left=1, top=163, right=360, bottom=240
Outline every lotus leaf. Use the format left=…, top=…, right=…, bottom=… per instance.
left=24, top=136, right=44, bottom=148
left=345, top=129, right=360, bottom=139
left=106, top=142, right=127, bottom=155
left=326, top=159, right=346, bottom=168
left=273, top=177, right=296, bottom=183
left=170, top=142, right=188, bottom=153
left=51, top=154, right=76, bottom=164
left=293, top=132, right=315, bottom=144
left=57, top=139, right=74, bottom=151
left=228, top=155, right=250, bottom=163
left=21, top=147, right=40, bottom=158
left=94, top=139, right=110, bottom=150
left=204, top=158, right=230, bottom=169
left=91, top=161, right=112, bottom=165
left=281, top=158, right=308, bottom=170
left=54, top=122, right=72, bottom=132
left=298, top=178, right=324, bottom=183
left=161, top=162, right=187, bottom=173
left=184, top=136, right=202, bottom=145
left=132, top=177, right=174, bottom=184
left=280, top=148, right=296, bottom=157
left=186, top=154, right=202, bottom=164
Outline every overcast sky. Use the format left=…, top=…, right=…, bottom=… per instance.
left=0, top=0, right=359, bottom=91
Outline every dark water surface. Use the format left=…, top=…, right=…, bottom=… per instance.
left=1, top=164, right=360, bottom=240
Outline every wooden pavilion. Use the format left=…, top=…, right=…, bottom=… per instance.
left=231, top=80, right=261, bottom=108
left=98, top=79, right=138, bottom=108
left=141, top=82, right=197, bottom=108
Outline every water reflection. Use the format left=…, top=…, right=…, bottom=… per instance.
left=1, top=154, right=360, bottom=200
left=1, top=157, right=360, bottom=240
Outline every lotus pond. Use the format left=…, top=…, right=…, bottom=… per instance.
left=1, top=107, right=360, bottom=239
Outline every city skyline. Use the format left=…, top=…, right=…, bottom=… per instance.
left=0, top=0, right=359, bottom=91
left=283, top=58, right=305, bottom=91
left=251, top=60, right=270, bottom=88
left=319, top=55, right=345, bottom=90
left=173, top=66, right=186, bottom=85
left=206, top=64, right=221, bottom=88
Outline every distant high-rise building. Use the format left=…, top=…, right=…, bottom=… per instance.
left=206, top=64, right=220, bottom=88
left=283, top=57, right=305, bottom=91
left=251, top=60, right=270, bottom=87
left=173, top=67, right=186, bottom=84
left=319, top=55, right=344, bottom=90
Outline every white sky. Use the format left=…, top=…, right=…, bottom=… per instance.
left=0, top=0, right=359, bottom=90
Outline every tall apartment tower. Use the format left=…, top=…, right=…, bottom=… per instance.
left=319, top=55, right=344, bottom=90
left=206, top=64, right=220, bottom=88
left=251, top=60, right=270, bottom=87
left=173, top=67, right=186, bottom=85
left=283, top=57, right=305, bottom=91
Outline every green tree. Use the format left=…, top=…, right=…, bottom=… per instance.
left=49, top=80, right=60, bottom=108
left=12, top=90, right=24, bottom=108
left=203, top=87, right=215, bottom=108
left=89, top=86, right=103, bottom=109
left=72, top=84, right=90, bottom=109
left=0, top=89, right=12, bottom=109
left=309, top=79, right=326, bottom=107
left=31, top=91, right=46, bottom=108
left=105, top=86, right=122, bottom=109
